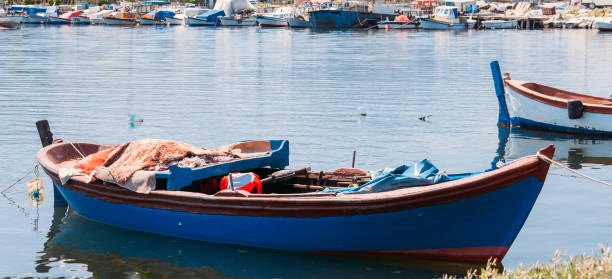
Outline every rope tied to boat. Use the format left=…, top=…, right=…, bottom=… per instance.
left=537, top=153, right=612, bottom=187
left=1, top=164, right=39, bottom=194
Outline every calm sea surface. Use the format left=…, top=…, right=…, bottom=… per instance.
left=1, top=25, right=611, bottom=278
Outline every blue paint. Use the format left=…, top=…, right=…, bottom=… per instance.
left=55, top=175, right=544, bottom=252
left=157, top=140, right=289, bottom=190
left=512, top=117, right=612, bottom=136
left=490, top=61, right=510, bottom=126
left=308, top=10, right=381, bottom=28
left=53, top=182, right=68, bottom=207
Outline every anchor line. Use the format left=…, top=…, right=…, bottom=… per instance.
left=537, top=154, right=612, bottom=187
left=1, top=164, right=39, bottom=194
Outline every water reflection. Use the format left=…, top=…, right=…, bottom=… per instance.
left=496, top=127, right=612, bottom=169
left=37, top=207, right=483, bottom=278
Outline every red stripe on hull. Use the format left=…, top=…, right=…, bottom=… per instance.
left=316, top=246, right=510, bottom=263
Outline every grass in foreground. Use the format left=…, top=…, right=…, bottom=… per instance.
left=443, top=245, right=612, bottom=279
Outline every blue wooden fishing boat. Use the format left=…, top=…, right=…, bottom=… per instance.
left=36, top=121, right=555, bottom=263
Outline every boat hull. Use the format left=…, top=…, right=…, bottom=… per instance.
left=377, top=21, right=419, bottom=29
left=21, top=15, right=48, bottom=24
left=420, top=18, right=466, bottom=30
left=308, top=10, right=384, bottom=29
left=48, top=16, right=72, bottom=24
left=90, top=18, right=104, bottom=25
left=139, top=18, right=163, bottom=25
left=482, top=20, right=518, bottom=29
left=287, top=17, right=312, bottom=28
left=255, top=15, right=288, bottom=27
left=165, top=17, right=183, bottom=25
left=52, top=172, right=545, bottom=263
left=71, top=16, right=90, bottom=24
left=594, top=21, right=612, bottom=31
left=104, top=18, right=137, bottom=25
left=0, top=16, right=22, bottom=28
left=505, top=82, right=612, bottom=135
left=186, top=16, right=216, bottom=26
left=219, top=17, right=257, bottom=26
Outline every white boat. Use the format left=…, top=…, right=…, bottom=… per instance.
left=89, top=10, right=113, bottom=25
left=186, top=9, right=225, bottom=26
left=214, top=0, right=256, bottom=26
left=48, top=16, right=72, bottom=24
left=491, top=61, right=612, bottom=136
left=165, top=15, right=184, bottom=25
left=287, top=16, right=311, bottom=28
left=0, top=16, right=21, bottom=28
left=71, top=16, right=91, bottom=24
left=594, top=18, right=612, bottom=31
left=420, top=6, right=467, bottom=30
left=482, top=19, right=518, bottom=29
left=254, top=6, right=293, bottom=27
left=219, top=16, right=257, bottom=26
left=254, top=14, right=287, bottom=27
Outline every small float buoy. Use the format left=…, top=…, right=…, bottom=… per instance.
left=92, top=23, right=96, bottom=26
left=27, top=178, right=44, bottom=206
left=385, top=24, right=389, bottom=31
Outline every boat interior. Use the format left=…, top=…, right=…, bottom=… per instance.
left=40, top=141, right=481, bottom=197
left=510, top=80, right=612, bottom=106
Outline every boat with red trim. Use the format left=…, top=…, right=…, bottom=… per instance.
left=103, top=12, right=138, bottom=25
left=491, top=61, right=612, bottom=135
left=36, top=121, right=555, bottom=264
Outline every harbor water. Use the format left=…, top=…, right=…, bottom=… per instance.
left=0, top=25, right=611, bottom=277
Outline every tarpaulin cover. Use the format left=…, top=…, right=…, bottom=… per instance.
left=140, top=1, right=171, bottom=5
left=326, top=159, right=449, bottom=194
left=9, top=7, right=48, bottom=14
left=196, top=9, right=225, bottom=20
left=155, top=10, right=175, bottom=20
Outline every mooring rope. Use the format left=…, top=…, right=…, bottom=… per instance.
left=537, top=154, right=612, bottom=187
left=1, top=164, right=39, bottom=194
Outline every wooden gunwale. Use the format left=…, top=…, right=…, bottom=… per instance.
left=505, top=79, right=612, bottom=114
left=38, top=142, right=553, bottom=218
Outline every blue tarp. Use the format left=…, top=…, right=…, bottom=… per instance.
left=196, top=9, right=225, bottom=20
left=140, top=1, right=171, bottom=5
left=156, top=10, right=175, bottom=20
left=8, top=6, right=48, bottom=15
left=325, top=159, right=450, bottom=194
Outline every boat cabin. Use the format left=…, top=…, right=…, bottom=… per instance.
left=433, top=6, right=459, bottom=22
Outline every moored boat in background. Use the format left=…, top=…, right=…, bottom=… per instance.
left=377, top=14, right=419, bottom=29
left=219, top=15, right=257, bottom=26
left=104, top=11, right=138, bottom=25
left=140, top=10, right=175, bottom=25
left=482, top=19, right=518, bottom=29
left=89, top=10, right=112, bottom=25
left=420, top=6, right=467, bottom=30
left=308, top=7, right=389, bottom=29
left=254, top=6, right=294, bottom=27
left=49, top=11, right=80, bottom=24
left=491, top=61, right=612, bottom=135
left=593, top=17, right=612, bottom=31
left=186, top=9, right=224, bottom=26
